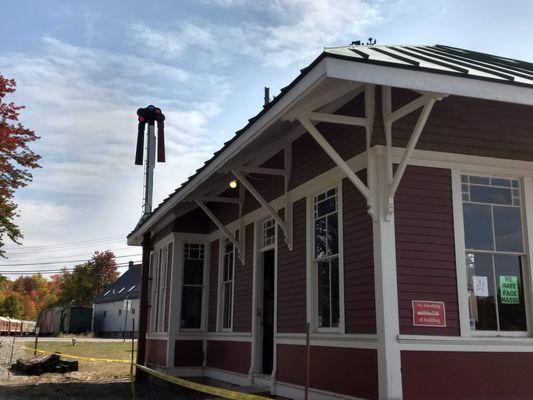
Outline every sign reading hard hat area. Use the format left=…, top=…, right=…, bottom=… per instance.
left=412, top=300, right=446, bottom=327
left=499, top=276, right=520, bottom=304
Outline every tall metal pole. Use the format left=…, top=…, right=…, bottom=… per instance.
left=143, top=122, right=156, bottom=217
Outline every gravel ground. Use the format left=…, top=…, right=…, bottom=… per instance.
left=0, top=338, right=28, bottom=380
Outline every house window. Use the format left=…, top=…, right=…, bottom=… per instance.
left=461, top=175, right=527, bottom=332
left=221, top=238, right=235, bottom=330
left=181, top=243, right=205, bottom=329
left=313, top=187, right=340, bottom=329
left=131, top=308, right=135, bottom=315
left=262, top=218, right=276, bottom=248
left=103, top=311, right=107, bottom=318
left=149, top=242, right=173, bottom=332
left=118, top=309, right=122, bottom=315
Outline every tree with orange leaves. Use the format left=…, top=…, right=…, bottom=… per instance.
left=0, top=75, right=41, bottom=257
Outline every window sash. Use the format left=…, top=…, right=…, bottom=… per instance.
left=181, top=243, right=205, bottom=330
left=220, top=239, right=235, bottom=330
left=461, top=174, right=528, bottom=334
left=312, top=187, right=342, bottom=330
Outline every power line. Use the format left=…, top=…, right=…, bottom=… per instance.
left=4, top=247, right=135, bottom=260
left=0, top=253, right=141, bottom=267
left=0, top=261, right=141, bottom=275
left=2, top=234, right=126, bottom=250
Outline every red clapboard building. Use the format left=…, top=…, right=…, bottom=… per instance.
left=127, top=44, right=533, bottom=400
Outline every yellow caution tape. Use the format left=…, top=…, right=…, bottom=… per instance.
left=21, top=346, right=131, bottom=364
left=134, top=363, right=270, bottom=400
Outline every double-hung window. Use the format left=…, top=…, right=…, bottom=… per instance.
left=221, top=238, right=235, bottom=330
left=149, top=242, right=173, bottom=332
left=461, top=175, right=527, bottom=332
left=181, top=243, right=205, bottom=330
left=313, top=187, right=341, bottom=329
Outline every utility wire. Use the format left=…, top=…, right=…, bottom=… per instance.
left=0, top=261, right=141, bottom=275
left=0, top=253, right=141, bottom=267
left=2, top=234, right=127, bottom=249
left=3, top=236, right=128, bottom=252
left=4, top=247, right=135, bottom=260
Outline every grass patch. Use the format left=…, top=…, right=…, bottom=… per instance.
left=23, top=340, right=136, bottom=379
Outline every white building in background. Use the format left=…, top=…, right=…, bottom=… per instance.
left=92, top=262, right=140, bottom=338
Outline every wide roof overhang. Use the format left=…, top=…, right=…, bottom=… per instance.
left=128, top=50, right=533, bottom=246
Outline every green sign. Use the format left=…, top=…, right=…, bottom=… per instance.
left=499, top=276, right=520, bottom=304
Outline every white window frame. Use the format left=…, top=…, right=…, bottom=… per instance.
left=307, top=182, right=345, bottom=334
left=452, top=170, right=533, bottom=338
left=149, top=239, right=174, bottom=333
left=218, top=237, right=236, bottom=332
left=261, top=218, right=276, bottom=252
left=180, top=242, right=207, bottom=332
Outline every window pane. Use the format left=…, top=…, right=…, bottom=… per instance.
left=469, top=176, right=490, bottom=185
left=470, top=185, right=512, bottom=205
left=317, top=261, right=330, bottom=328
left=463, top=203, right=494, bottom=251
left=317, top=197, right=336, bottom=217
left=466, top=252, right=497, bottom=331
left=183, top=259, right=204, bottom=285
left=181, top=286, right=203, bottom=329
left=330, top=258, right=340, bottom=328
left=223, top=282, right=232, bottom=329
left=495, top=255, right=527, bottom=331
left=314, top=217, right=327, bottom=259
left=326, top=214, right=338, bottom=256
left=491, top=178, right=511, bottom=187
left=493, top=206, right=524, bottom=253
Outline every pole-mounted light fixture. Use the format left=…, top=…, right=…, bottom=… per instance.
left=229, top=180, right=238, bottom=189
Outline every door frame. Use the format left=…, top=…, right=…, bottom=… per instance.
left=251, top=218, right=278, bottom=382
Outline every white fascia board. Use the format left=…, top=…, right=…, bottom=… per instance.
left=127, top=59, right=328, bottom=246
left=325, top=57, right=533, bottom=106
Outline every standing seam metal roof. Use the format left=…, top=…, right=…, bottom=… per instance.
left=128, top=44, right=533, bottom=238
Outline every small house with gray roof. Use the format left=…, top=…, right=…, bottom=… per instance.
left=92, top=261, right=140, bottom=338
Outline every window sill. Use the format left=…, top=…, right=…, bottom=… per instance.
left=398, top=334, right=533, bottom=350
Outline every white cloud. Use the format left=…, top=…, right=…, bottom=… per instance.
left=131, top=0, right=383, bottom=68
left=0, top=37, right=230, bottom=265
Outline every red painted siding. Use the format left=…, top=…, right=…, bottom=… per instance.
left=343, top=176, right=376, bottom=334
left=206, top=340, right=250, bottom=374
left=233, top=223, right=254, bottom=332
left=174, top=340, right=204, bottom=367
left=402, top=351, right=533, bottom=400
left=374, top=88, right=533, bottom=162
left=145, top=339, right=167, bottom=367
left=277, top=198, right=307, bottom=333
left=276, top=344, right=378, bottom=399
left=208, top=240, right=219, bottom=332
left=395, top=166, right=459, bottom=336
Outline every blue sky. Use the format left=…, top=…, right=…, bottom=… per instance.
left=1, top=0, right=533, bottom=275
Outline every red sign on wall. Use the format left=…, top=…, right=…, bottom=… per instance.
left=412, top=300, right=446, bottom=327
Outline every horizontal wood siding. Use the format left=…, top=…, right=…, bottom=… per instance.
left=233, top=223, right=254, bottom=332
left=374, top=88, right=533, bottom=162
left=174, top=340, right=204, bottom=367
left=342, top=176, right=376, bottom=334
left=402, top=351, right=533, bottom=400
left=145, top=339, right=167, bottom=367
left=208, top=240, right=219, bottom=332
left=277, top=199, right=307, bottom=333
left=395, top=166, right=459, bottom=336
left=276, top=344, right=378, bottom=400
left=206, top=340, right=250, bottom=374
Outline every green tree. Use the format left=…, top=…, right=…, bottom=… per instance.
left=56, top=251, right=119, bottom=307
left=0, top=293, right=23, bottom=318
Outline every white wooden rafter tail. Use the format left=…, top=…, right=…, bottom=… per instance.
left=232, top=171, right=288, bottom=242
left=195, top=200, right=244, bottom=264
left=381, top=85, right=446, bottom=217
left=284, top=142, right=293, bottom=250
